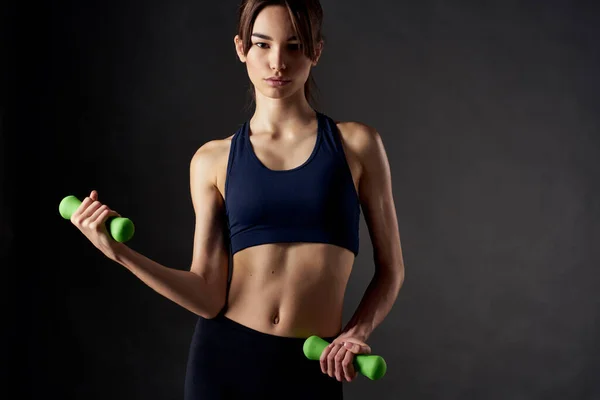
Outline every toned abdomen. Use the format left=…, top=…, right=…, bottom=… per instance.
left=224, top=242, right=354, bottom=338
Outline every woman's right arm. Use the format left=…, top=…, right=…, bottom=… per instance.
left=71, top=141, right=230, bottom=319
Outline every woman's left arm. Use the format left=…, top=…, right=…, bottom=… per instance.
left=342, top=124, right=405, bottom=341
left=320, top=124, right=405, bottom=382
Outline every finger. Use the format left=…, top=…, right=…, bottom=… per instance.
left=72, top=198, right=101, bottom=225
left=94, top=208, right=120, bottom=226
left=325, top=344, right=338, bottom=377
left=342, top=351, right=355, bottom=382
left=320, top=343, right=333, bottom=374
left=334, top=346, right=347, bottom=381
left=89, top=204, right=109, bottom=225
left=89, top=208, right=115, bottom=232
left=90, top=190, right=98, bottom=201
left=327, top=344, right=342, bottom=378
left=79, top=201, right=103, bottom=226
left=71, top=196, right=94, bottom=221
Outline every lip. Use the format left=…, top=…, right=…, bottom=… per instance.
left=265, top=78, right=291, bottom=87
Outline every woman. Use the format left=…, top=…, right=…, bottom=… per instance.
left=69, top=0, right=405, bottom=398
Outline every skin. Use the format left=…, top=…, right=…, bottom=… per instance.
left=70, top=4, right=405, bottom=384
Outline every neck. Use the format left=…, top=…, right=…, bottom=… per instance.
left=250, top=89, right=316, bottom=134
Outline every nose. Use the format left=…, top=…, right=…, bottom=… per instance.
left=269, top=47, right=287, bottom=71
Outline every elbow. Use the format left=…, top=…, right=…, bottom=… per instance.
left=193, top=301, right=224, bottom=319
left=199, top=285, right=227, bottom=320
left=204, top=297, right=227, bottom=319
left=190, top=267, right=228, bottom=319
left=376, top=263, right=404, bottom=291
left=397, top=264, right=405, bottom=286
left=395, top=264, right=405, bottom=290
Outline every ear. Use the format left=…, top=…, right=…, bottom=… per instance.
left=311, top=40, right=324, bottom=66
left=234, top=35, right=247, bottom=63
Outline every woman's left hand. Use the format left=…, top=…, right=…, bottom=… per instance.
left=319, top=336, right=371, bottom=382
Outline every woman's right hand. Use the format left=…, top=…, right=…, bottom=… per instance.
left=70, top=190, right=123, bottom=260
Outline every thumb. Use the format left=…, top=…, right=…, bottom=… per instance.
left=344, top=342, right=371, bottom=354
left=109, top=210, right=122, bottom=219
left=90, top=190, right=98, bottom=201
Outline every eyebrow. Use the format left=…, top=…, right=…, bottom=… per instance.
left=251, top=33, right=298, bottom=41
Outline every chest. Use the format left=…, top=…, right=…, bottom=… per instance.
left=215, top=125, right=361, bottom=200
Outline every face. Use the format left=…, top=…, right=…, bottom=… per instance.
left=234, top=5, right=322, bottom=101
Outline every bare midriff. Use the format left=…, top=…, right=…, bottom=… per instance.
left=223, top=242, right=354, bottom=338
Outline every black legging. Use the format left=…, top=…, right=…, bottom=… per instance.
left=184, top=310, right=343, bottom=399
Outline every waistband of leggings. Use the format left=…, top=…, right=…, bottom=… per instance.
left=207, top=308, right=339, bottom=346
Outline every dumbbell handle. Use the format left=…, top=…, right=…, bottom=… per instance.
left=303, top=336, right=387, bottom=380
left=59, top=195, right=135, bottom=243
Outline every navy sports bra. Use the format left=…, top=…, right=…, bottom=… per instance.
left=224, top=111, right=360, bottom=256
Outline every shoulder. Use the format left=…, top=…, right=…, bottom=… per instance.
left=191, top=134, right=234, bottom=167
left=333, top=120, right=383, bottom=160
left=190, top=132, right=236, bottom=184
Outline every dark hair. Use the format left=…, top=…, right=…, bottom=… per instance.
left=236, top=0, right=324, bottom=110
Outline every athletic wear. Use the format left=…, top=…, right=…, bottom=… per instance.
left=184, top=310, right=344, bottom=399
left=183, top=111, right=355, bottom=399
left=224, top=111, right=360, bottom=256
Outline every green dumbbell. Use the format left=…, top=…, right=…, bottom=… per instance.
left=303, top=335, right=387, bottom=380
left=59, top=195, right=135, bottom=243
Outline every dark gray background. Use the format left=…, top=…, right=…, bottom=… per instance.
left=4, top=0, right=600, bottom=399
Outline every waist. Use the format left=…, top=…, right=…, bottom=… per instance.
left=224, top=243, right=354, bottom=338
left=204, top=311, right=339, bottom=345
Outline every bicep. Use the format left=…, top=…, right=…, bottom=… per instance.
left=358, top=129, right=405, bottom=278
left=189, top=145, right=229, bottom=288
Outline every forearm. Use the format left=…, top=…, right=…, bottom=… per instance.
left=110, top=244, right=225, bottom=319
left=340, top=270, right=404, bottom=342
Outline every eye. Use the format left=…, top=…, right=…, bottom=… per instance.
left=288, top=43, right=302, bottom=51
left=254, top=42, right=268, bottom=49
